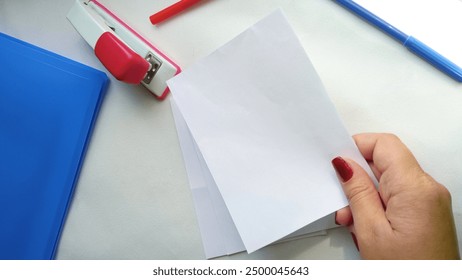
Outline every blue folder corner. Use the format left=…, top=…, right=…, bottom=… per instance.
left=0, top=32, right=109, bottom=259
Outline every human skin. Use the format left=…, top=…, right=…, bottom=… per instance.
left=332, top=133, right=460, bottom=259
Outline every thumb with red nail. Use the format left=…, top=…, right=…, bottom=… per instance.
left=332, top=133, right=460, bottom=259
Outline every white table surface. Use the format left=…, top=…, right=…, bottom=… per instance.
left=1, top=0, right=461, bottom=259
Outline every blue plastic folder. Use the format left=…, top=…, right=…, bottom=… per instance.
left=0, top=32, right=108, bottom=259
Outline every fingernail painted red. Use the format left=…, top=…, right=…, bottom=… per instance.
left=332, top=157, right=353, bottom=182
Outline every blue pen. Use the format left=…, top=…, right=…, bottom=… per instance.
left=334, top=0, right=462, bottom=82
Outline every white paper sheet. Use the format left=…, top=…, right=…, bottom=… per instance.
left=170, top=100, right=332, bottom=258
left=167, top=10, right=374, bottom=253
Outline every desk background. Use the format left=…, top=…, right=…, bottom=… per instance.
left=1, top=0, right=461, bottom=259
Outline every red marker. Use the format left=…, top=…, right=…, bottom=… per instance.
left=150, top=0, right=202, bottom=25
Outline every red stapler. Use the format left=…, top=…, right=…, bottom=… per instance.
left=67, top=0, right=181, bottom=99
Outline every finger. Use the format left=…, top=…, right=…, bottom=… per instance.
left=332, top=156, right=388, bottom=232
left=353, top=133, right=426, bottom=206
left=335, top=206, right=353, bottom=226
left=353, top=133, right=420, bottom=176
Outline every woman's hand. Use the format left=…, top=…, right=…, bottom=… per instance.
left=332, top=133, right=459, bottom=259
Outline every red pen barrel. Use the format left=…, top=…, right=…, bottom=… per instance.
left=150, top=0, right=202, bottom=25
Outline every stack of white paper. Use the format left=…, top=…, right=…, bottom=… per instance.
left=167, top=10, right=374, bottom=258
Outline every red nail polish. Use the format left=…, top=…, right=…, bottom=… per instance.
left=332, top=157, right=353, bottom=182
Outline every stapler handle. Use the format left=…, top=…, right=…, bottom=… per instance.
left=95, top=32, right=150, bottom=84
